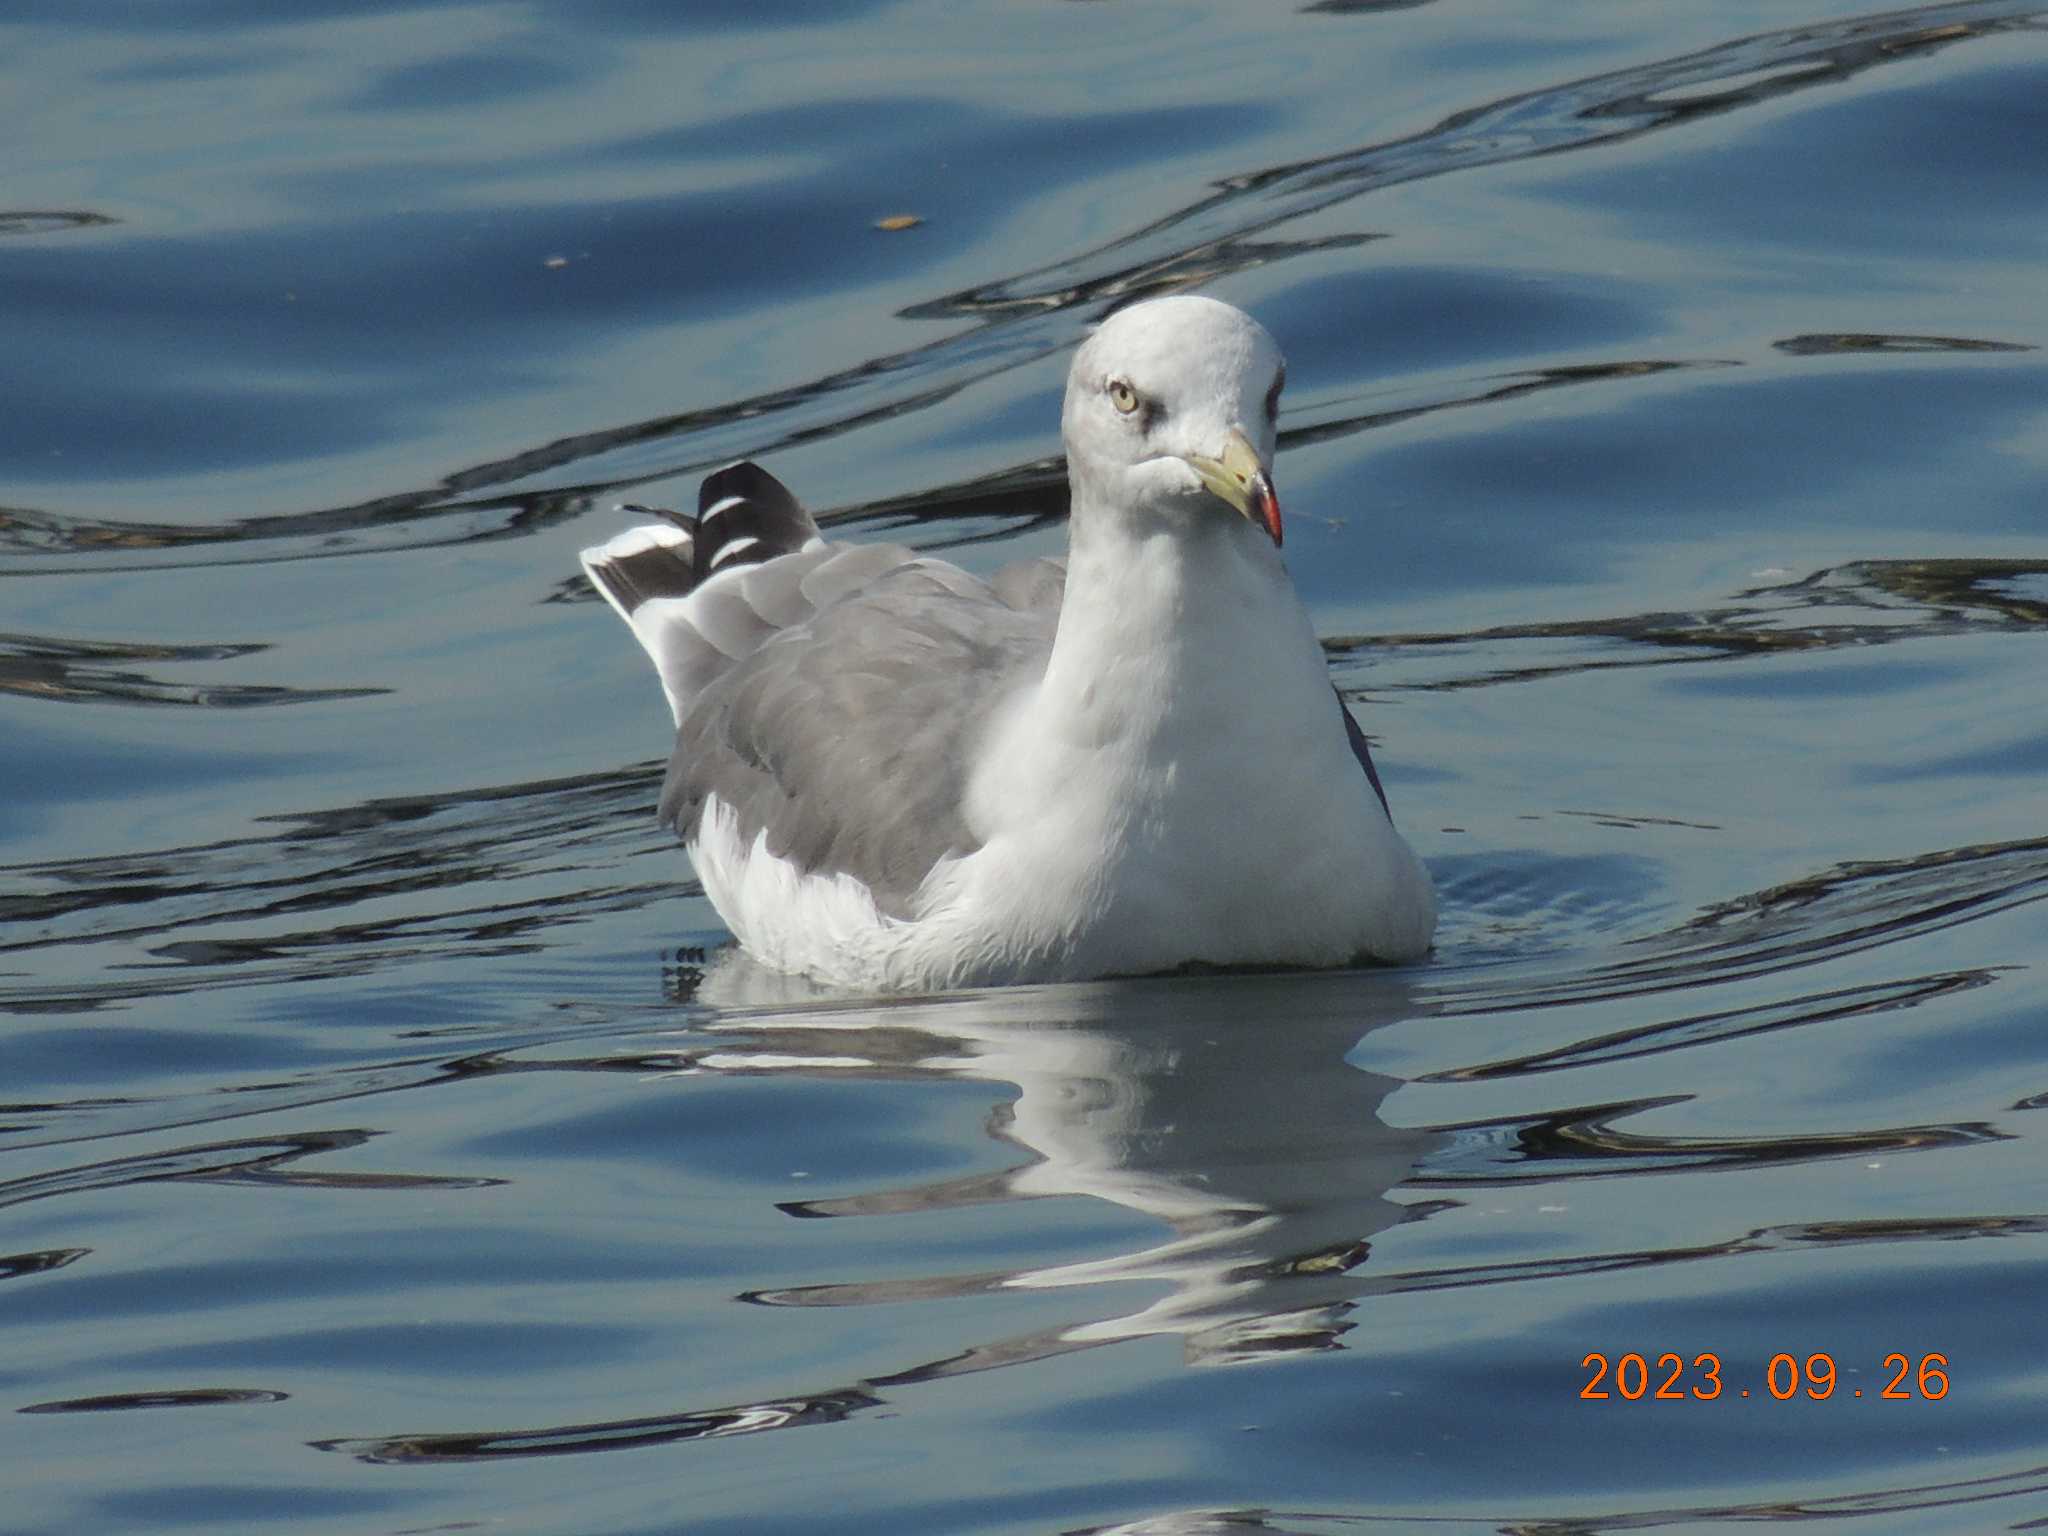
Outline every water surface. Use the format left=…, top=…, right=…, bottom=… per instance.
left=5, top=2, right=2047, bottom=1532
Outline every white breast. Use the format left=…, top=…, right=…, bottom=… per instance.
left=893, top=523, right=1436, bottom=988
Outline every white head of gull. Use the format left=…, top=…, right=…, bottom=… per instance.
left=580, top=294, right=1436, bottom=991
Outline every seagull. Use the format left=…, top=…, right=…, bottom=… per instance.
left=580, top=294, right=1435, bottom=991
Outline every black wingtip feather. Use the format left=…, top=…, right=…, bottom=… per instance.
left=590, top=464, right=817, bottom=616
left=586, top=534, right=697, bottom=615
left=693, top=461, right=817, bottom=581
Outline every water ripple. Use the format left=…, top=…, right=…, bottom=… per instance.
left=20, top=1387, right=288, bottom=1415
left=313, top=1385, right=884, bottom=1465
left=1346, top=557, right=2048, bottom=695
left=0, top=765, right=676, bottom=1015
left=0, top=1130, right=497, bottom=1213
left=0, top=630, right=385, bottom=709
left=1413, top=1098, right=2007, bottom=1184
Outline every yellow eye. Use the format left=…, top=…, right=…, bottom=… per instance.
left=1107, top=379, right=1140, bottom=416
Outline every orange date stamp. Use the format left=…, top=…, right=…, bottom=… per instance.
left=1581, top=1352, right=1949, bottom=1401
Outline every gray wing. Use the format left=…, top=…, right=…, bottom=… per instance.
left=661, top=555, right=1064, bottom=917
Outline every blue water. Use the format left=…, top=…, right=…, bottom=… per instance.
left=6, top=2, right=2047, bottom=1532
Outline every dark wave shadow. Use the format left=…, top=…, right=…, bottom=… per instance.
left=0, top=630, right=386, bottom=709
left=21, top=1387, right=289, bottom=1415
left=0, top=1130, right=499, bottom=1213
left=311, top=1386, right=882, bottom=1464
left=1340, top=556, right=2048, bottom=694
left=1362, top=1210, right=2047, bottom=1304
left=0, top=1248, right=89, bottom=1282
left=1413, top=1095, right=2008, bottom=1185
left=0, top=764, right=678, bottom=1019
left=0, top=210, right=118, bottom=238
left=1774, top=331, right=2036, bottom=356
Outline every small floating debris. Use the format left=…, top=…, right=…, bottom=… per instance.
left=872, top=214, right=923, bottom=232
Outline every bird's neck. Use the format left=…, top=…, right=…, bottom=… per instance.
left=1039, top=494, right=1310, bottom=746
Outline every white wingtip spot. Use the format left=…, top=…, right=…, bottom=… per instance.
left=707, top=534, right=761, bottom=570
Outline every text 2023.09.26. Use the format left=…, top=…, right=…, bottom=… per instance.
left=1580, top=1353, right=1949, bottom=1402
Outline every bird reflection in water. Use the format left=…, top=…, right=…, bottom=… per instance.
left=316, top=963, right=1441, bottom=1463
